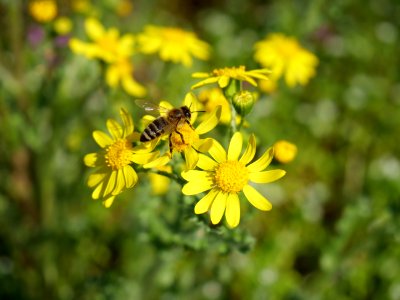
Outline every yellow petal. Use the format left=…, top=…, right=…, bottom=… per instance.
left=87, top=170, right=108, bottom=188
left=210, top=192, right=227, bottom=224
left=92, top=180, right=104, bottom=199
left=93, top=131, right=113, bottom=148
left=184, top=147, right=199, bottom=170
left=246, top=147, right=274, bottom=173
left=102, top=196, right=115, bottom=208
left=243, top=184, right=272, bottom=211
left=181, top=171, right=213, bottom=195
left=105, top=65, right=120, bottom=87
left=227, top=132, right=243, bottom=161
left=208, top=139, right=226, bottom=163
left=218, top=75, right=230, bottom=88
left=194, top=138, right=213, bottom=153
left=195, top=106, right=221, bottom=135
left=131, top=152, right=159, bottom=165
left=249, top=170, right=286, bottom=183
left=143, top=154, right=171, bottom=168
left=197, top=154, right=218, bottom=171
left=120, top=108, right=134, bottom=136
left=194, top=189, right=218, bottom=214
left=103, top=170, right=117, bottom=196
left=85, top=18, right=104, bottom=41
left=239, top=134, right=256, bottom=165
left=107, top=118, right=123, bottom=140
left=122, top=76, right=146, bottom=97
left=112, top=169, right=126, bottom=195
left=191, top=77, right=219, bottom=89
left=184, top=92, right=197, bottom=108
left=225, top=193, right=240, bottom=228
left=84, top=153, right=99, bottom=167
left=123, top=165, right=138, bottom=189
left=192, top=72, right=211, bottom=78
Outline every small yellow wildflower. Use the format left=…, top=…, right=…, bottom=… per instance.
left=54, top=17, right=73, bottom=35
left=182, top=132, right=286, bottom=228
left=71, top=0, right=91, bottom=13
left=254, top=33, right=318, bottom=87
left=137, top=25, right=210, bottom=67
left=29, top=0, right=57, bottom=23
left=198, top=88, right=231, bottom=124
left=191, top=66, right=270, bottom=89
left=84, top=109, right=158, bottom=207
left=105, top=58, right=146, bottom=97
left=69, top=18, right=135, bottom=63
left=273, top=140, right=297, bottom=164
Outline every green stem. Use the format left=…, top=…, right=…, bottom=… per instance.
left=137, top=167, right=186, bottom=185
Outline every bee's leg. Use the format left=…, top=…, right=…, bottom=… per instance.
left=185, top=119, right=195, bottom=130
left=175, top=129, right=185, bottom=143
left=169, top=133, right=173, bottom=155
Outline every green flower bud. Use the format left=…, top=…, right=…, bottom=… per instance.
left=232, top=90, right=254, bottom=116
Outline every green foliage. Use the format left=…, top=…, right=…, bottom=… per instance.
left=1, top=0, right=400, bottom=299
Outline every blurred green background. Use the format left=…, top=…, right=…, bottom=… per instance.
left=1, top=0, right=400, bottom=299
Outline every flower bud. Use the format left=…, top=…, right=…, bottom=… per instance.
left=232, top=90, right=255, bottom=116
left=273, top=140, right=297, bottom=163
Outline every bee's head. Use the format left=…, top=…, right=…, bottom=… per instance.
left=182, top=106, right=191, bottom=119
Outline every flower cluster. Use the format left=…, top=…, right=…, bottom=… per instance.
left=79, top=20, right=315, bottom=229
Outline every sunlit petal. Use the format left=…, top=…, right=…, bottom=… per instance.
left=249, top=170, right=286, bottom=183
left=103, top=170, right=117, bottom=196
left=102, top=196, right=115, bottom=208
left=246, top=147, right=274, bottom=172
left=208, top=139, right=226, bottom=163
left=113, top=169, right=126, bottom=195
left=123, top=165, right=138, bottom=188
left=85, top=18, right=104, bottom=41
left=84, top=153, right=99, bottom=167
left=210, top=192, right=227, bottom=224
left=107, top=118, right=123, bottom=140
left=194, top=189, right=218, bottom=214
left=239, top=134, right=256, bottom=165
left=195, top=106, right=221, bottom=135
left=143, top=153, right=171, bottom=168
left=225, top=193, right=240, bottom=228
left=184, top=147, right=199, bottom=170
left=197, top=154, right=218, bottom=171
left=120, top=108, right=134, bottom=136
left=131, top=152, right=159, bottom=165
left=243, top=184, right=272, bottom=211
left=227, top=132, right=243, bottom=161
left=93, top=131, right=113, bottom=148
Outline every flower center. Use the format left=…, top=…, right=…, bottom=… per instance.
left=170, top=122, right=198, bottom=152
left=276, top=38, right=300, bottom=58
left=113, top=58, right=133, bottom=76
left=105, top=139, right=134, bottom=170
left=98, top=33, right=119, bottom=55
left=214, top=160, right=249, bottom=193
left=212, top=66, right=246, bottom=78
left=163, top=27, right=186, bottom=42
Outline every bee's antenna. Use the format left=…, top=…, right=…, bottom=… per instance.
left=191, top=110, right=206, bottom=113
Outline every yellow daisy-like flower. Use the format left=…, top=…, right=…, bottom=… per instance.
left=29, top=0, right=57, bottom=23
left=181, top=132, right=286, bottom=228
left=84, top=108, right=158, bottom=207
left=273, top=140, right=297, bottom=164
left=54, top=17, right=73, bottom=35
left=254, top=33, right=318, bottom=87
left=198, top=88, right=231, bottom=124
left=141, top=93, right=221, bottom=170
left=105, top=57, right=146, bottom=97
left=69, top=18, right=134, bottom=63
left=137, top=25, right=210, bottom=67
left=191, top=66, right=270, bottom=90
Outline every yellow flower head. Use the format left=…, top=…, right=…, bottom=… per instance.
left=254, top=33, right=318, bottom=87
left=105, top=57, right=146, bottom=97
left=69, top=18, right=134, bottom=63
left=29, top=0, right=57, bottom=23
left=54, top=17, right=73, bottom=35
left=72, top=0, right=91, bottom=13
left=191, top=66, right=270, bottom=89
left=148, top=165, right=172, bottom=195
left=273, top=140, right=297, bottom=164
left=198, top=88, right=232, bottom=124
left=140, top=93, right=221, bottom=170
left=137, top=25, right=210, bottom=67
left=182, top=132, right=286, bottom=228
left=84, top=109, right=159, bottom=207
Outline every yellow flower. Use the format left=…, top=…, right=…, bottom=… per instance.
left=141, top=93, right=221, bottom=170
left=137, top=25, right=210, bottom=67
left=273, top=140, right=297, bottom=164
left=191, top=66, right=270, bottom=89
left=198, top=88, right=232, bottom=124
left=182, top=132, right=286, bottom=228
left=69, top=18, right=134, bottom=63
left=72, top=0, right=91, bottom=13
left=105, top=58, right=146, bottom=97
left=254, top=33, right=318, bottom=87
left=29, top=0, right=57, bottom=23
left=117, top=0, right=134, bottom=17
left=54, top=17, right=73, bottom=35
left=84, top=109, right=158, bottom=207
left=148, top=165, right=172, bottom=195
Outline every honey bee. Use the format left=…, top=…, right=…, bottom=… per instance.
left=135, top=100, right=195, bottom=151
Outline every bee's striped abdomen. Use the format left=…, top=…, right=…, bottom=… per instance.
left=140, top=117, right=168, bottom=142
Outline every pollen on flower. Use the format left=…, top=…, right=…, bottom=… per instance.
left=214, top=160, right=249, bottom=193
left=170, top=123, right=199, bottom=152
left=105, top=139, right=134, bottom=170
left=213, top=66, right=246, bottom=77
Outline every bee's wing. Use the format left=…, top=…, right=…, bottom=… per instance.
left=135, top=100, right=169, bottom=114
